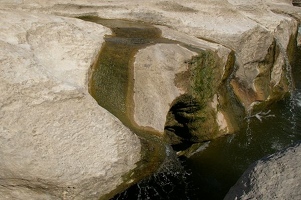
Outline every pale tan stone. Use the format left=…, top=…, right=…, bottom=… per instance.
left=0, top=10, right=141, bottom=200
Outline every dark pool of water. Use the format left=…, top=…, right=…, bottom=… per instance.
left=112, top=90, right=301, bottom=200
left=185, top=90, right=301, bottom=199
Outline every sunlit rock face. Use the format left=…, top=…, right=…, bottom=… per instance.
left=1, top=0, right=301, bottom=197
left=5, top=0, right=300, bottom=126
left=0, top=10, right=141, bottom=200
left=224, top=142, right=301, bottom=200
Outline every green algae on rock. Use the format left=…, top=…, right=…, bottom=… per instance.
left=164, top=50, right=244, bottom=152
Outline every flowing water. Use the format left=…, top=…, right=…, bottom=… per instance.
left=80, top=16, right=301, bottom=199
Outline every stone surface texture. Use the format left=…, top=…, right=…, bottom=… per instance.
left=3, top=0, right=300, bottom=118
left=133, top=43, right=197, bottom=132
left=224, top=142, right=301, bottom=200
left=1, top=0, right=301, bottom=198
left=0, top=10, right=141, bottom=200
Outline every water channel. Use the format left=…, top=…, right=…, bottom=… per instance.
left=79, top=17, right=301, bottom=199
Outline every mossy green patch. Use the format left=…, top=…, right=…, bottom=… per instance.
left=165, top=50, right=226, bottom=149
left=187, top=51, right=222, bottom=139
left=188, top=52, right=216, bottom=102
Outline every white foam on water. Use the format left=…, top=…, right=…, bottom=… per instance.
left=271, top=141, right=284, bottom=151
left=293, top=90, right=301, bottom=107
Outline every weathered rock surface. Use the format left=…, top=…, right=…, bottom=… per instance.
left=0, top=10, right=141, bottom=200
left=224, top=142, right=301, bottom=200
left=134, top=43, right=197, bottom=132
left=3, top=0, right=300, bottom=134
left=1, top=1, right=301, bottom=197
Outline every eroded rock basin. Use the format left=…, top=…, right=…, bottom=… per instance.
left=82, top=17, right=301, bottom=199
left=80, top=16, right=170, bottom=199
left=1, top=1, right=301, bottom=199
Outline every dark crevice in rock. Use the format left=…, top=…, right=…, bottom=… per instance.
left=293, top=0, right=301, bottom=7
left=164, top=94, right=202, bottom=151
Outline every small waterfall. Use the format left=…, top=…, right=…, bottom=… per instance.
left=245, top=114, right=252, bottom=146
left=243, top=37, right=296, bottom=144
left=275, top=38, right=296, bottom=132
left=113, top=145, right=197, bottom=200
left=275, top=38, right=294, bottom=92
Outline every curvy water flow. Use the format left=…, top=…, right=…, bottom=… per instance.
left=78, top=16, right=170, bottom=199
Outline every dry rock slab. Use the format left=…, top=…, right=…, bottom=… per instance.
left=0, top=10, right=141, bottom=200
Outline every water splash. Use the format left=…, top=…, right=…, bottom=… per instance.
left=245, top=110, right=275, bottom=122
left=243, top=110, right=253, bottom=146
left=113, top=145, right=197, bottom=200
left=293, top=90, right=301, bottom=107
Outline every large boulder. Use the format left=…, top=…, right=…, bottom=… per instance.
left=0, top=10, right=141, bottom=200
left=224, top=142, right=301, bottom=200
